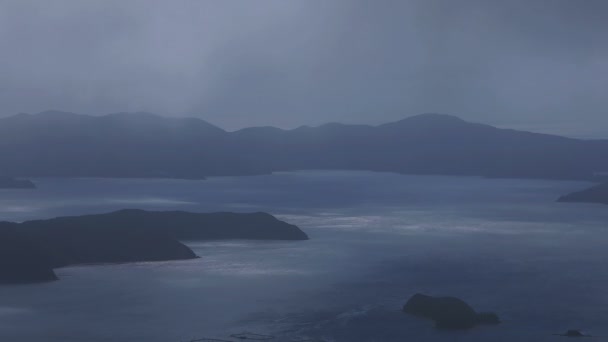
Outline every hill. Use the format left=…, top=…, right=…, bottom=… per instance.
left=0, top=225, right=58, bottom=284
left=1, top=111, right=607, bottom=180
left=0, top=210, right=307, bottom=284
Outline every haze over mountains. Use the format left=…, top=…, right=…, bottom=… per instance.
left=1, top=111, right=607, bottom=180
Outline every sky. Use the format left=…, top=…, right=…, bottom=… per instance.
left=0, top=0, right=606, bottom=137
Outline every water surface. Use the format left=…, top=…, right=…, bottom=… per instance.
left=1, top=171, right=607, bottom=341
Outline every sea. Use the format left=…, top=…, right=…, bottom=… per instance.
left=1, top=170, right=607, bottom=342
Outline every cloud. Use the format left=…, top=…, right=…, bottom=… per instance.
left=0, top=0, right=606, bottom=136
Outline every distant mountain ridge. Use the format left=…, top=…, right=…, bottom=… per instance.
left=1, top=111, right=607, bottom=180
left=558, top=182, right=608, bottom=205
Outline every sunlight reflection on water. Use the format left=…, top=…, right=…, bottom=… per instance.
left=1, top=171, right=607, bottom=341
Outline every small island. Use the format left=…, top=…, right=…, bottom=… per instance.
left=558, top=182, right=608, bottom=205
left=0, top=176, right=36, bottom=189
left=1, top=210, right=308, bottom=284
left=403, top=293, right=500, bottom=330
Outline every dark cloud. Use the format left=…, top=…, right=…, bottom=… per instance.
left=0, top=0, right=606, bottom=136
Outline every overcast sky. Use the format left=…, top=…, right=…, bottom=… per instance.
left=0, top=0, right=606, bottom=137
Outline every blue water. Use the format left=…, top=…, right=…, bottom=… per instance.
left=0, top=171, right=607, bottom=341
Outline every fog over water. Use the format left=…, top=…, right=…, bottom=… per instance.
left=1, top=171, right=607, bottom=341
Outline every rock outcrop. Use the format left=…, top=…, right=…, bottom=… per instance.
left=403, top=293, right=500, bottom=330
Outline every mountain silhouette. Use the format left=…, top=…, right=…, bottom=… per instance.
left=1, top=111, right=607, bottom=180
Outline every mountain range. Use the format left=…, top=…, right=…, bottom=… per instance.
left=1, top=111, right=607, bottom=180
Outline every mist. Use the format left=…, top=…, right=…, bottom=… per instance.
left=0, top=0, right=607, bottom=136
left=3, top=2, right=608, bottom=340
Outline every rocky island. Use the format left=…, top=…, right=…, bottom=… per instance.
left=0, top=176, right=36, bottom=189
left=0, top=210, right=308, bottom=284
left=558, top=182, right=608, bottom=205
left=403, top=293, right=500, bottom=330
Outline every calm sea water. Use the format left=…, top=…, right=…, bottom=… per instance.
left=1, top=171, right=607, bottom=342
